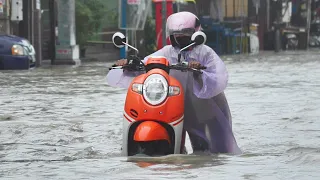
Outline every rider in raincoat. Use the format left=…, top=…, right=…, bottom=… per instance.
left=107, top=11, right=241, bottom=154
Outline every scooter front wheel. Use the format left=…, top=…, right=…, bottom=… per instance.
left=135, top=140, right=171, bottom=156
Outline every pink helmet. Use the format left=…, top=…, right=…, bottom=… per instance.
left=165, top=11, right=201, bottom=49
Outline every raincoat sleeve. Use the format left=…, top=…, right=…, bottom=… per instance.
left=106, top=47, right=168, bottom=89
left=193, top=47, right=228, bottom=99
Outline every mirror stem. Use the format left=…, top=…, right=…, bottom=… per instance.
left=179, top=42, right=196, bottom=53
left=178, top=54, right=182, bottom=63
left=122, top=42, right=139, bottom=54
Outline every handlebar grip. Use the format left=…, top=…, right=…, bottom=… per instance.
left=110, top=64, right=117, bottom=69
left=198, top=66, right=207, bottom=70
left=109, top=64, right=124, bottom=70
left=109, top=66, right=118, bottom=70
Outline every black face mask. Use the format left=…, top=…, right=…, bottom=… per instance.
left=175, top=36, right=191, bottom=49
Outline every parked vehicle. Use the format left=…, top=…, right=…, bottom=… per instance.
left=283, top=33, right=299, bottom=50
left=309, top=19, right=320, bottom=47
left=0, top=34, right=36, bottom=70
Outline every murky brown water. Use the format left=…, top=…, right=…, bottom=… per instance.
left=0, top=51, right=319, bottom=180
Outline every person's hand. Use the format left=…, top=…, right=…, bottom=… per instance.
left=115, top=59, right=128, bottom=66
left=188, top=60, right=202, bottom=69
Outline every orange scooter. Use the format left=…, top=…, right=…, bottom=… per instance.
left=109, top=31, right=207, bottom=156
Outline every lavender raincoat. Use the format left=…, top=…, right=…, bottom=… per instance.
left=107, top=44, right=241, bottom=154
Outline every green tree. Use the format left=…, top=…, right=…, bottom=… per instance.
left=75, top=1, right=93, bottom=49
left=82, top=0, right=106, bottom=31
left=144, top=16, right=157, bottom=55
left=75, top=0, right=106, bottom=54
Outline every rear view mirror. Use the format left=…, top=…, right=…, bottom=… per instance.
left=112, top=32, right=126, bottom=48
left=191, top=31, right=207, bottom=45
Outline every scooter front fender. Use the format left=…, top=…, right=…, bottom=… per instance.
left=134, top=121, right=171, bottom=143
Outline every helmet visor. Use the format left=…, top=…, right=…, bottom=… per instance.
left=169, top=28, right=195, bottom=37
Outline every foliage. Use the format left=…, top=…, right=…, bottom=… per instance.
left=144, top=16, right=157, bottom=55
left=75, top=0, right=106, bottom=49
left=75, top=1, right=92, bottom=48
left=82, top=0, right=106, bottom=30
left=104, top=8, right=118, bottom=28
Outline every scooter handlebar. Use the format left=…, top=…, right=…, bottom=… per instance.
left=109, top=64, right=145, bottom=71
left=109, top=55, right=145, bottom=71
left=109, top=61, right=206, bottom=74
left=169, top=64, right=206, bottom=74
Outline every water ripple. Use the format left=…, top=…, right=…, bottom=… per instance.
left=0, top=53, right=319, bottom=179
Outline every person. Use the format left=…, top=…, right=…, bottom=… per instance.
left=106, top=11, right=241, bottom=154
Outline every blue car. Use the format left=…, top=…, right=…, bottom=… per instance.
left=0, top=34, right=36, bottom=70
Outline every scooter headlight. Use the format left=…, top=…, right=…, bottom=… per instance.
left=143, top=74, right=168, bottom=106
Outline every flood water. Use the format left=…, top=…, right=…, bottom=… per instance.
left=0, top=51, right=319, bottom=180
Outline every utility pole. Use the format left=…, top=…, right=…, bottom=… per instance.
left=267, top=0, right=270, bottom=30
left=274, top=0, right=283, bottom=52
left=33, top=0, right=42, bottom=67
left=54, top=0, right=80, bottom=65
left=162, top=0, right=166, bottom=47
left=49, top=0, right=56, bottom=64
left=306, top=0, right=311, bottom=50
left=0, top=0, right=10, bottom=34
left=30, top=0, right=34, bottom=44
left=120, top=0, right=126, bottom=59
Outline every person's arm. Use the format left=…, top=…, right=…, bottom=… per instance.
left=193, top=47, right=228, bottom=99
